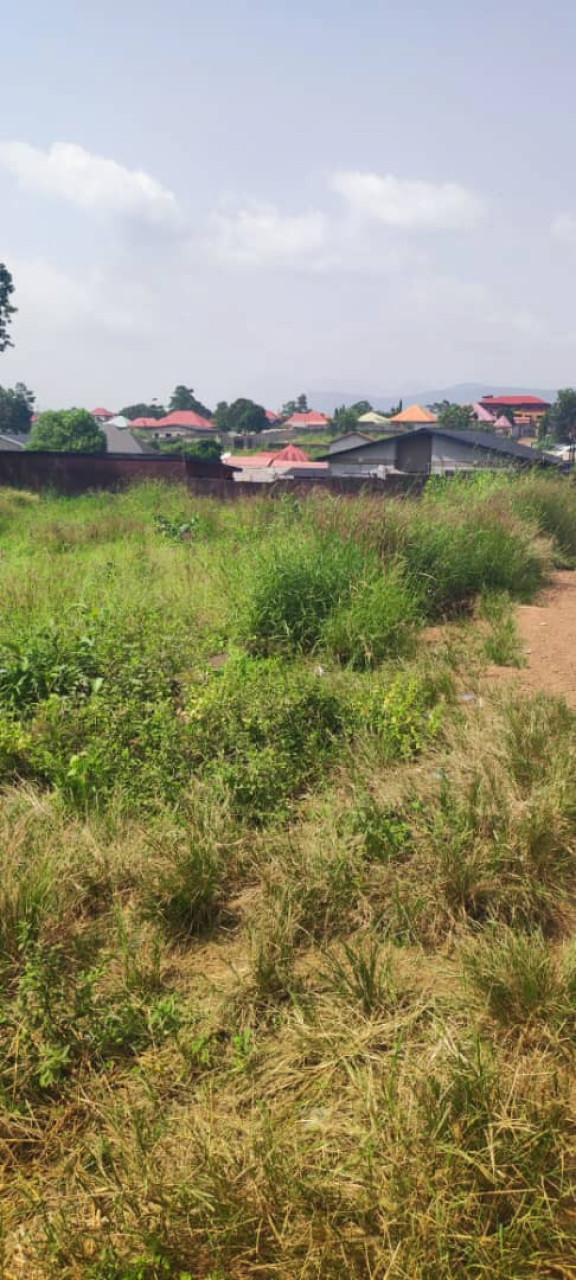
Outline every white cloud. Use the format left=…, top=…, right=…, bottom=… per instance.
left=209, top=203, right=329, bottom=266
left=8, top=255, right=152, bottom=335
left=0, top=140, right=182, bottom=228
left=331, top=171, right=485, bottom=230
left=551, top=213, right=576, bottom=245
left=406, top=273, right=545, bottom=336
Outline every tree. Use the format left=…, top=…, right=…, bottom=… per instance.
left=332, top=405, right=362, bottom=434
left=332, top=400, right=375, bottom=434
left=213, top=401, right=230, bottom=431
left=168, top=385, right=212, bottom=417
left=217, top=398, right=268, bottom=434
left=0, top=382, right=35, bottom=434
left=432, top=401, right=477, bottom=431
left=389, top=398, right=403, bottom=417
left=0, top=264, right=16, bottom=353
left=119, top=402, right=165, bottom=420
left=281, top=393, right=309, bottom=419
left=540, top=389, right=576, bottom=443
left=159, top=437, right=222, bottom=461
left=27, top=409, right=107, bottom=453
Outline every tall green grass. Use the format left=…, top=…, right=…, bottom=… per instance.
left=0, top=478, right=575, bottom=1278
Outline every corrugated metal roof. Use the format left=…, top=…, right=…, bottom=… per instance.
left=102, top=423, right=147, bottom=454
left=317, top=426, right=559, bottom=465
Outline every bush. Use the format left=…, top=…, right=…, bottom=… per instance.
left=0, top=622, right=101, bottom=714
left=356, top=669, right=449, bottom=760
left=240, top=533, right=367, bottom=654
left=460, top=926, right=560, bottom=1024
left=479, top=591, right=524, bottom=667
left=322, top=566, right=420, bottom=667
left=186, top=655, right=350, bottom=820
left=511, top=473, right=576, bottom=564
left=399, top=506, right=546, bottom=618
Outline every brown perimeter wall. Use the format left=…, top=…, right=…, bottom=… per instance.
left=0, top=451, right=428, bottom=499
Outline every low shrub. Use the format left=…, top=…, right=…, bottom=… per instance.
left=0, top=938, right=184, bottom=1105
left=321, top=566, right=420, bottom=667
left=240, top=532, right=367, bottom=654
left=346, top=794, right=413, bottom=862
left=186, top=655, right=351, bottom=820
left=479, top=591, right=524, bottom=666
left=512, top=473, right=576, bottom=564
left=461, top=927, right=561, bottom=1026
left=399, top=506, right=547, bottom=618
left=0, top=622, right=101, bottom=714
left=355, top=668, right=450, bottom=760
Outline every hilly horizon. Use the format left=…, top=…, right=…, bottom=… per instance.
left=309, top=384, right=558, bottom=415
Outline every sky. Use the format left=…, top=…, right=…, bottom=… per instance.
left=2, top=0, right=576, bottom=410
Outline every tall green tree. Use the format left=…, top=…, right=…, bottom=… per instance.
left=332, top=400, right=375, bottom=434
left=27, top=409, right=107, bottom=453
left=281, top=393, right=309, bottom=419
left=217, top=398, right=268, bottom=434
left=432, top=401, right=477, bottom=431
left=213, top=401, right=230, bottom=431
left=0, top=383, right=35, bottom=434
left=119, top=402, right=165, bottom=420
left=0, top=264, right=16, bottom=352
left=540, top=389, right=576, bottom=442
left=168, top=385, right=212, bottom=417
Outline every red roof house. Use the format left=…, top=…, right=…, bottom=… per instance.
left=479, top=395, right=550, bottom=420
left=270, top=444, right=311, bottom=465
left=480, top=395, right=550, bottom=408
left=91, top=407, right=115, bottom=421
left=282, top=411, right=332, bottom=429
left=156, top=411, right=215, bottom=430
left=130, top=417, right=163, bottom=428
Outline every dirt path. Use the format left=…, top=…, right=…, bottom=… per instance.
left=488, top=570, right=576, bottom=707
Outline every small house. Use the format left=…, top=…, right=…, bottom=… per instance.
left=320, top=427, right=559, bottom=476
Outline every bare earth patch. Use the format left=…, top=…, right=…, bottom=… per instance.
left=487, top=570, right=576, bottom=706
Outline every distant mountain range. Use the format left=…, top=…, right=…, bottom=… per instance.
left=309, top=384, right=557, bottom=414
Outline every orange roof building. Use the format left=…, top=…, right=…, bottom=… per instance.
left=388, top=404, right=437, bottom=425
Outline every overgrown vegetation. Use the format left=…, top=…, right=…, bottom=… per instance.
left=1, top=473, right=576, bottom=1277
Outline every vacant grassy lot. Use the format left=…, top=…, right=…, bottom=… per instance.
left=1, top=473, right=576, bottom=1278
